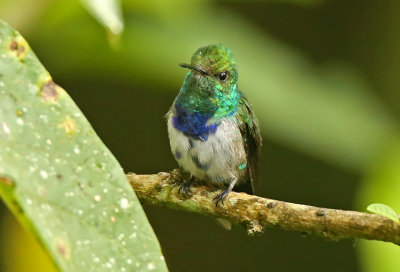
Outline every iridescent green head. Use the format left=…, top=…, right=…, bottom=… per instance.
left=178, top=44, right=240, bottom=119
left=180, top=44, right=238, bottom=92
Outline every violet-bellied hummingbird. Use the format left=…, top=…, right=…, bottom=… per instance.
left=167, top=44, right=262, bottom=206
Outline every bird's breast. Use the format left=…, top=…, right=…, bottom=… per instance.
left=167, top=113, right=248, bottom=187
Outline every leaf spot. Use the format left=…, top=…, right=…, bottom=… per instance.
left=40, top=80, right=59, bottom=102
left=1, top=122, right=10, bottom=136
left=37, top=186, right=46, bottom=197
left=39, top=170, right=48, bottom=179
left=9, top=39, right=25, bottom=57
left=147, top=262, right=156, bottom=270
left=59, top=117, right=76, bottom=135
left=120, top=198, right=129, bottom=209
left=16, top=118, right=24, bottom=126
left=55, top=239, right=70, bottom=260
left=0, top=176, right=13, bottom=186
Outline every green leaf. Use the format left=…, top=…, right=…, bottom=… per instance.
left=367, top=203, right=399, bottom=223
left=80, top=0, right=124, bottom=35
left=0, top=20, right=167, bottom=271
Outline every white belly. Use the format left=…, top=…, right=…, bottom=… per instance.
left=167, top=114, right=247, bottom=187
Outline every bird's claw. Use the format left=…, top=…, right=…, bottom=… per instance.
left=178, top=183, right=192, bottom=198
left=213, top=190, right=230, bottom=206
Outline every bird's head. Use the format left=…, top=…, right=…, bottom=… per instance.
left=179, top=44, right=238, bottom=97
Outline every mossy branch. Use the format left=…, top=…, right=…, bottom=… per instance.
left=127, top=169, right=400, bottom=245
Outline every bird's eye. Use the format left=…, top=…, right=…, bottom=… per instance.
left=216, top=71, right=228, bottom=82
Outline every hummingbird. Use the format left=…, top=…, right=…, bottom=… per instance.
left=167, top=44, right=262, bottom=206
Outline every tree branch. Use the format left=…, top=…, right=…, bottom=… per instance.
left=127, top=170, right=400, bottom=245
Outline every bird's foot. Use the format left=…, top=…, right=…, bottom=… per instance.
left=178, top=175, right=195, bottom=198
left=178, top=183, right=192, bottom=198
left=213, top=189, right=231, bottom=206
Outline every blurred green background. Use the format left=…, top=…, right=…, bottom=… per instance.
left=1, top=0, right=400, bottom=271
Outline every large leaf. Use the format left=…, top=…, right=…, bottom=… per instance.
left=0, top=20, right=167, bottom=271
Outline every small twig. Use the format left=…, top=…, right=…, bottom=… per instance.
left=127, top=169, right=400, bottom=245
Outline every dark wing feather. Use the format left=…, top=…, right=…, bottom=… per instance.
left=236, top=91, right=262, bottom=194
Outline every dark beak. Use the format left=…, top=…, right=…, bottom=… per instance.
left=179, top=63, right=208, bottom=76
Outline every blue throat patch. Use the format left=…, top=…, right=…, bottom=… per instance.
left=172, top=103, right=218, bottom=141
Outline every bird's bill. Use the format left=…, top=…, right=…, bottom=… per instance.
left=179, top=63, right=208, bottom=75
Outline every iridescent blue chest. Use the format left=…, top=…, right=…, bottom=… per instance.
left=172, top=103, right=218, bottom=141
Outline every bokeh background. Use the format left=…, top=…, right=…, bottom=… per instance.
left=1, top=0, right=400, bottom=271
